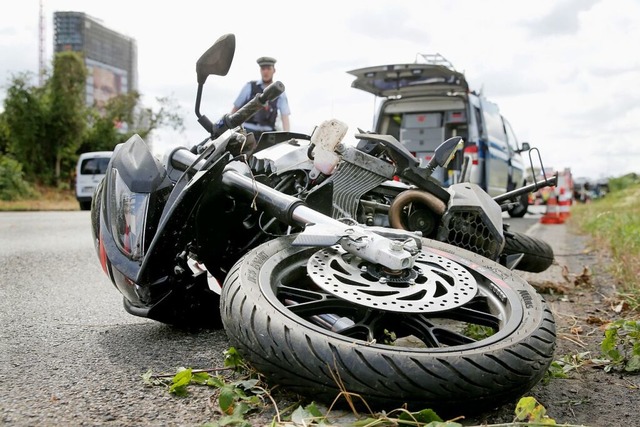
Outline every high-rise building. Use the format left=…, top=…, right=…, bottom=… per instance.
left=53, top=11, right=138, bottom=108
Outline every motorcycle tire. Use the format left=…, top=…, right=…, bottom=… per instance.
left=503, top=231, right=555, bottom=273
left=220, top=234, right=556, bottom=416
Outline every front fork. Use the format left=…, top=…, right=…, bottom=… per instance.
left=221, top=164, right=422, bottom=271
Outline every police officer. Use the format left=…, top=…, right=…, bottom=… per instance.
left=231, top=56, right=290, bottom=142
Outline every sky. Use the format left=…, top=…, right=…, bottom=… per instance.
left=1, top=0, right=639, bottom=180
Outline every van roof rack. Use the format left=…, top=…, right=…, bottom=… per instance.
left=414, top=53, right=458, bottom=72
left=415, top=53, right=479, bottom=95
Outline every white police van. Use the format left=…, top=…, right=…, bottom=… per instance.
left=347, top=54, right=530, bottom=217
left=75, top=151, right=112, bottom=211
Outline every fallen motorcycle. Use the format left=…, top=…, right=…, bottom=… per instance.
left=248, top=119, right=557, bottom=274
left=91, top=34, right=556, bottom=414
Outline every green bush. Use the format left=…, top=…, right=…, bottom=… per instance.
left=608, top=173, right=640, bottom=192
left=0, top=155, right=37, bottom=201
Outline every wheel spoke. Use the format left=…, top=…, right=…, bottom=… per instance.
left=395, top=314, right=479, bottom=346
left=334, top=310, right=380, bottom=341
left=442, top=306, right=501, bottom=328
left=332, top=323, right=374, bottom=341
left=435, top=294, right=502, bottom=328
left=278, top=283, right=367, bottom=319
left=391, top=314, right=442, bottom=347
left=431, top=327, right=476, bottom=345
left=278, top=283, right=324, bottom=303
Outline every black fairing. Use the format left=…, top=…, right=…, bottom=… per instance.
left=94, top=137, right=231, bottom=325
left=95, top=135, right=173, bottom=304
left=111, top=134, right=169, bottom=192
left=90, top=177, right=105, bottom=257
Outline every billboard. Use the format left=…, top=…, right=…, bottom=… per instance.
left=85, top=58, right=128, bottom=108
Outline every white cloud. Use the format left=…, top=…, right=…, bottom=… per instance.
left=521, top=0, right=601, bottom=37
left=1, top=0, right=639, bottom=180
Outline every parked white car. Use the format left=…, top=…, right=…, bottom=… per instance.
left=75, top=151, right=112, bottom=210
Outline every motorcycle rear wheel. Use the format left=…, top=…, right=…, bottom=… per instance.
left=220, top=235, right=556, bottom=415
left=503, top=231, right=555, bottom=273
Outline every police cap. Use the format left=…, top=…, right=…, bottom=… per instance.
left=257, top=56, right=277, bottom=67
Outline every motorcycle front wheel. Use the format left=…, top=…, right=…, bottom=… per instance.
left=220, top=235, right=556, bottom=415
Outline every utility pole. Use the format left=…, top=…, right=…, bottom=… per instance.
left=39, top=0, right=46, bottom=86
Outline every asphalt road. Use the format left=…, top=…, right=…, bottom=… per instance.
left=0, top=211, right=230, bottom=426
left=503, top=204, right=547, bottom=234
left=0, top=210, right=543, bottom=426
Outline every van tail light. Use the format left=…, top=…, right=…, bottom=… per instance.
left=464, top=144, right=479, bottom=165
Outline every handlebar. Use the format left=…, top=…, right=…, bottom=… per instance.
left=193, top=80, right=285, bottom=151
left=493, top=174, right=558, bottom=205
left=224, top=81, right=285, bottom=129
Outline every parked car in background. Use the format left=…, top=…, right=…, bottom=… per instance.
left=75, top=151, right=112, bottom=210
left=347, top=54, right=531, bottom=217
left=573, top=177, right=609, bottom=203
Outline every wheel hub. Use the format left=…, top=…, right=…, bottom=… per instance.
left=307, top=245, right=478, bottom=313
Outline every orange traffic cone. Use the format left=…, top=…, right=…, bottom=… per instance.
left=540, top=189, right=565, bottom=224
left=558, top=187, right=571, bottom=219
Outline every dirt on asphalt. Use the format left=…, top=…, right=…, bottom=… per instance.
left=460, top=219, right=640, bottom=427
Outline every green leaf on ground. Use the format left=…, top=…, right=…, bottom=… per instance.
left=169, top=368, right=192, bottom=396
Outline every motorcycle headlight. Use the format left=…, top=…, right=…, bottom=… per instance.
left=108, top=168, right=149, bottom=260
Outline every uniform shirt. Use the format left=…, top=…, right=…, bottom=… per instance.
left=233, top=80, right=290, bottom=131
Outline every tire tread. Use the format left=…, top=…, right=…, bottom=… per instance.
left=503, top=231, right=554, bottom=272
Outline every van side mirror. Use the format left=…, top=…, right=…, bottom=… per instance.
left=519, top=142, right=531, bottom=152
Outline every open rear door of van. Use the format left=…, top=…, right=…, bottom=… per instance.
left=347, top=63, right=469, bottom=98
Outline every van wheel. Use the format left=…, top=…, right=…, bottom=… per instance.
left=79, top=201, right=92, bottom=211
left=508, top=193, right=529, bottom=218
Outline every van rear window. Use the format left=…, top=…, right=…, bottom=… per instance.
left=80, top=158, right=110, bottom=175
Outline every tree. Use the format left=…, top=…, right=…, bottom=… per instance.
left=0, top=154, right=36, bottom=201
left=2, top=55, right=86, bottom=186
left=46, top=52, right=87, bottom=185
left=1, top=52, right=184, bottom=188
left=1, top=72, right=49, bottom=183
left=0, top=113, right=10, bottom=154
left=79, top=92, right=184, bottom=154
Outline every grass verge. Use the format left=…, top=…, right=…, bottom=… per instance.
left=569, top=180, right=640, bottom=308
left=0, top=185, right=78, bottom=211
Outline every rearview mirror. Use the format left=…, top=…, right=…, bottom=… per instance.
left=196, top=34, right=236, bottom=85
left=520, top=142, right=531, bottom=152
left=422, top=136, right=463, bottom=178
left=434, top=136, right=463, bottom=167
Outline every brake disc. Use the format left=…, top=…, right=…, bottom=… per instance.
left=307, top=245, right=478, bottom=313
